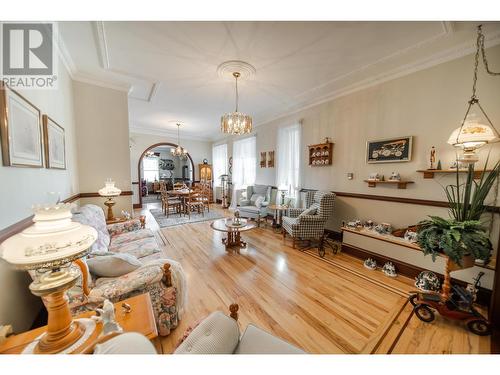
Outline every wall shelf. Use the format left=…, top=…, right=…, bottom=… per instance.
left=417, top=169, right=491, bottom=179
left=308, top=142, right=333, bottom=166
left=364, top=180, right=414, bottom=189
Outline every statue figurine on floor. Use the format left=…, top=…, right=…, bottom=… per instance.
left=95, top=299, right=123, bottom=335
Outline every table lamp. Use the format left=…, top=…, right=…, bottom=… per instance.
left=278, top=185, right=289, bottom=205
left=0, top=203, right=98, bottom=353
left=98, top=179, right=121, bottom=222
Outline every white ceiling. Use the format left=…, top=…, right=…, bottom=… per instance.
left=58, top=21, right=500, bottom=141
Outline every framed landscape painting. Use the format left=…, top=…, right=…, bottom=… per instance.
left=0, top=82, right=43, bottom=167
left=366, top=136, right=413, bottom=163
left=43, top=115, right=66, bottom=169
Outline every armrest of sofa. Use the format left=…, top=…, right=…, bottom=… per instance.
left=239, top=199, right=251, bottom=207
left=298, top=215, right=326, bottom=224
left=107, top=218, right=143, bottom=237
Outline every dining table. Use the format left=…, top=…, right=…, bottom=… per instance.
left=166, top=189, right=194, bottom=214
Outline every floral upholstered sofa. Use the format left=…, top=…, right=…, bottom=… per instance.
left=70, top=204, right=187, bottom=336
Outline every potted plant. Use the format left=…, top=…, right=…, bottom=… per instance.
left=417, top=158, right=500, bottom=297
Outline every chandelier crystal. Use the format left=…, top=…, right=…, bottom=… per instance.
left=171, top=123, right=188, bottom=158
left=221, top=72, right=253, bottom=135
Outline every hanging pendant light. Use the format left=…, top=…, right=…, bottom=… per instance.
left=221, top=72, right=253, bottom=135
left=448, top=25, right=500, bottom=163
left=171, top=123, right=188, bottom=158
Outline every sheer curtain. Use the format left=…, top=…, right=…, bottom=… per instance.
left=276, top=122, right=302, bottom=201
left=212, top=144, right=228, bottom=187
left=230, top=136, right=256, bottom=209
left=143, top=157, right=159, bottom=182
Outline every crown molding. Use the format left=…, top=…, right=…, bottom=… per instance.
left=72, top=72, right=131, bottom=93
left=254, top=29, right=500, bottom=129
left=129, top=124, right=212, bottom=142
left=55, top=22, right=77, bottom=78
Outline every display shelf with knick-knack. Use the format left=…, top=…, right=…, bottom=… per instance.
left=308, top=138, right=333, bottom=166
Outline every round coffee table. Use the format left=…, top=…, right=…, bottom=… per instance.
left=211, top=218, right=257, bottom=252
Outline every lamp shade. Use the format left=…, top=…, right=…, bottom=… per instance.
left=0, top=203, right=97, bottom=270
left=448, top=113, right=498, bottom=148
left=98, top=179, right=121, bottom=197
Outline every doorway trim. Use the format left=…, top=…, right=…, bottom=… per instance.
left=137, top=142, right=195, bottom=208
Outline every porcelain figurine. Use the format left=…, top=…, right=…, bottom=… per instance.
left=374, top=222, right=391, bottom=235
left=95, top=299, right=123, bottom=335
left=404, top=230, right=418, bottom=243
left=389, top=172, right=401, bottom=181
left=382, top=262, right=397, bottom=277
left=363, top=220, right=374, bottom=229
left=363, top=258, right=377, bottom=270
left=415, top=271, right=441, bottom=292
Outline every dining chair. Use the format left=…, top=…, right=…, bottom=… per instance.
left=185, top=192, right=205, bottom=219
left=161, top=191, right=182, bottom=218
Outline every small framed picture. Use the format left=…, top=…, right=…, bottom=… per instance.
left=267, top=151, right=275, bottom=168
left=260, top=151, right=267, bottom=168
left=366, top=136, right=413, bottom=163
left=43, top=115, right=66, bottom=169
left=0, top=82, right=43, bottom=167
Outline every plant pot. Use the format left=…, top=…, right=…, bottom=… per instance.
left=449, top=254, right=475, bottom=271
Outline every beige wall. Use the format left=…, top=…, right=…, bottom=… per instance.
left=216, top=45, right=500, bottom=257
left=129, top=132, right=212, bottom=205
left=0, top=53, right=78, bottom=332
left=73, top=81, right=132, bottom=214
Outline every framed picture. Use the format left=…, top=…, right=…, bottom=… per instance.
left=42, top=115, right=66, bottom=169
left=267, top=151, right=275, bottom=168
left=0, top=82, right=43, bottom=167
left=260, top=151, right=267, bottom=168
left=366, top=136, right=413, bottom=163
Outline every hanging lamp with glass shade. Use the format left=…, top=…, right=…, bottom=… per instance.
left=171, top=123, right=188, bottom=158
left=221, top=72, right=253, bottom=135
left=447, top=25, right=500, bottom=163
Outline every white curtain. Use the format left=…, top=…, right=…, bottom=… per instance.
left=212, top=143, right=228, bottom=187
left=230, top=136, right=256, bottom=209
left=276, top=122, right=302, bottom=201
left=143, top=157, right=159, bottom=182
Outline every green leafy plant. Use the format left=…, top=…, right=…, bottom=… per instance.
left=417, top=159, right=499, bottom=266
left=417, top=216, right=492, bottom=265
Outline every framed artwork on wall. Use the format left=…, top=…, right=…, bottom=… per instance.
left=366, top=136, right=413, bottom=164
left=42, top=115, right=66, bottom=169
left=260, top=151, right=267, bottom=168
left=0, top=82, right=43, bottom=168
left=267, top=151, right=275, bottom=168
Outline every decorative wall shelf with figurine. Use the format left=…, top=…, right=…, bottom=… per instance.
left=417, top=169, right=491, bottom=179
left=364, top=180, right=414, bottom=189
left=308, top=141, right=333, bottom=166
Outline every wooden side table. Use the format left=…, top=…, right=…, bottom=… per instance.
left=267, top=204, right=289, bottom=229
left=0, top=293, right=157, bottom=354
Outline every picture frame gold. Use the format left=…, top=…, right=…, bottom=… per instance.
left=0, top=82, right=43, bottom=168
left=267, top=151, right=275, bottom=168
left=260, top=151, right=267, bottom=168
left=43, top=114, right=66, bottom=170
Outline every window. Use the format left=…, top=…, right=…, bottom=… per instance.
left=143, top=157, right=159, bottom=182
left=232, top=136, right=256, bottom=188
left=212, top=143, right=228, bottom=187
left=276, top=123, right=301, bottom=200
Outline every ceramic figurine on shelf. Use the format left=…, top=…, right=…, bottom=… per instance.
left=436, top=160, right=442, bottom=170
left=404, top=230, right=418, bottom=243
left=346, top=220, right=359, bottom=229
left=95, top=299, right=123, bottom=335
left=415, top=271, right=441, bottom=292
left=363, top=220, right=374, bottom=229
left=374, top=222, right=392, bottom=235
left=368, top=173, right=380, bottom=181
left=389, top=172, right=401, bottom=181
left=382, top=262, right=397, bottom=277
left=429, top=146, right=437, bottom=170
left=364, top=258, right=377, bottom=270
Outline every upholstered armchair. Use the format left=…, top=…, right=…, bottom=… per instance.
left=282, top=191, right=336, bottom=249
left=69, top=204, right=187, bottom=336
left=238, top=185, right=276, bottom=226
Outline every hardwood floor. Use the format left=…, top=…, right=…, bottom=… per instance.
left=136, top=203, right=490, bottom=354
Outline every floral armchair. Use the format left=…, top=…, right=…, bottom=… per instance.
left=282, top=191, right=336, bottom=249
left=70, top=204, right=186, bottom=336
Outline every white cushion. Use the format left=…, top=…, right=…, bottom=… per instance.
left=298, top=206, right=317, bottom=217
left=235, top=324, right=305, bottom=354
left=94, top=333, right=157, bottom=354
left=174, top=311, right=240, bottom=354
left=86, top=253, right=142, bottom=277
left=254, top=196, right=265, bottom=208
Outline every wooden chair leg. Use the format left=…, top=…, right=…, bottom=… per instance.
left=292, top=237, right=296, bottom=249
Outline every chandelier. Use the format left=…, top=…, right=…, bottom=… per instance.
left=171, top=123, right=188, bottom=158
left=447, top=25, right=499, bottom=163
left=221, top=72, right=253, bottom=135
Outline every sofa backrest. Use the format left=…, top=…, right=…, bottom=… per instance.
left=72, top=204, right=110, bottom=253
left=247, top=184, right=272, bottom=204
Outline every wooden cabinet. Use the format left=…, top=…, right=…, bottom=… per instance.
left=308, top=142, right=333, bottom=166
left=199, top=163, right=212, bottom=182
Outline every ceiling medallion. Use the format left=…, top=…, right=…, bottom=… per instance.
left=219, top=61, right=255, bottom=136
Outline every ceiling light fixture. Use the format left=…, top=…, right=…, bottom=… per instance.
left=171, top=123, right=188, bottom=158
left=221, top=72, right=253, bottom=135
left=447, top=25, right=500, bottom=163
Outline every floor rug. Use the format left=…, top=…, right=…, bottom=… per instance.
left=149, top=208, right=223, bottom=228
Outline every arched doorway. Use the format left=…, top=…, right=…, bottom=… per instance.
left=137, top=142, right=195, bottom=208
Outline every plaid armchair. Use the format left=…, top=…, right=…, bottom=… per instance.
left=282, top=191, right=336, bottom=248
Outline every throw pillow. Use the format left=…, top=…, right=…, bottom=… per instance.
left=86, top=253, right=142, bottom=277
left=299, top=207, right=317, bottom=217
left=254, top=196, right=265, bottom=208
